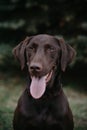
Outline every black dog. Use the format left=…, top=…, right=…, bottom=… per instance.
left=13, top=34, right=76, bottom=130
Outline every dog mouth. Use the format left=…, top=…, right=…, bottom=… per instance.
left=30, top=70, right=53, bottom=99
left=45, top=71, right=53, bottom=83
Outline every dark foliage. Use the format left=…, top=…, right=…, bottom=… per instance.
left=0, top=0, right=87, bottom=72
left=0, top=0, right=87, bottom=41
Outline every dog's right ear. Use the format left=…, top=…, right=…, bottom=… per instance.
left=12, top=36, right=33, bottom=70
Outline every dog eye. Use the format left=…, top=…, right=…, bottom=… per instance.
left=28, top=46, right=36, bottom=51
left=45, top=44, right=55, bottom=52
left=50, top=47, right=55, bottom=52
left=47, top=46, right=55, bottom=52
left=28, top=43, right=38, bottom=51
left=29, top=46, right=34, bottom=50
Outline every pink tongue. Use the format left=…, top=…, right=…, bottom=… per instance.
left=30, top=77, right=46, bottom=99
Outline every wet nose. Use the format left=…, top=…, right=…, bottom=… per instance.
left=30, top=63, right=42, bottom=72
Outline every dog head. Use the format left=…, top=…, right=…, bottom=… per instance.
left=13, top=34, right=76, bottom=99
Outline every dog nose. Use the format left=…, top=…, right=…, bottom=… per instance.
left=30, top=63, right=42, bottom=72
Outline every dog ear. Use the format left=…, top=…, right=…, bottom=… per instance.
left=57, top=37, right=76, bottom=72
left=12, top=36, right=32, bottom=70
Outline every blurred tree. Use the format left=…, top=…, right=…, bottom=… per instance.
left=0, top=0, right=87, bottom=42
left=0, top=0, right=87, bottom=69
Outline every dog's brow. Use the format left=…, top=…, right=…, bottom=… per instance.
left=44, top=44, right=53, bottom=48
left=30, top=42, right=38, bottom=47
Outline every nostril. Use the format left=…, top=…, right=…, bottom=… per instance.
left=30, top=66, right=40, bottom=71
left=30, top=64, right=42, bottom=72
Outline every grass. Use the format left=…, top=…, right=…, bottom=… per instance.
left=64, top=87, right=87, bottom=130
left=0, top=76, right=24, bottom=130
left=0, top=75, right=87, bottom=130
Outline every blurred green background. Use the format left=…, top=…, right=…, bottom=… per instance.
left=0, top=0, right=87, bottom=130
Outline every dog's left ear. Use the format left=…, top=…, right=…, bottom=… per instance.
left=56, top=37, right=76, bottom=72
left=12, top=36, right=32, bottom=70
